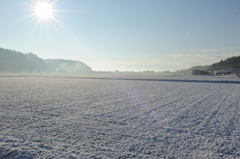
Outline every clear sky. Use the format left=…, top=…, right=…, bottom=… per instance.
left=0, top=0, right=240, bottom=71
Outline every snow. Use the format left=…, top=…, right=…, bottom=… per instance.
left=0, top=76, right=240, bottom=158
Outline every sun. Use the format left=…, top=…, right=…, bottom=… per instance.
left=31, top=0, right=57, bottom=22
left=34, top=1, right=54, bottom=20
left=28, top=0, right=62, bottom=27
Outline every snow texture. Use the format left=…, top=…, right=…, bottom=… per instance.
left=0, top=76, right=240, bottom=158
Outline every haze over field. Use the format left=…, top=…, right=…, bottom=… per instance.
left=1, top=0, right=240, bottom=71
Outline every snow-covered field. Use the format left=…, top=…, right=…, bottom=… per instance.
left=0, top=76, right=240, bottom=159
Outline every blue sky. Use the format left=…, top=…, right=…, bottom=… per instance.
left=0, top=0, right=240, bottom=71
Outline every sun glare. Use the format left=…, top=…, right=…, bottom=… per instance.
left=34, top=1, right=53, bottom=20
left=31, top=0, right=58, bottom=23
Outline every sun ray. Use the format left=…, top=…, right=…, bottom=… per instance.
left=29, top=0, right=60, bottom=26
left=34, top=1, right=54, bottom=20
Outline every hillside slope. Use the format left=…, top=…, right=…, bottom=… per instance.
left=45, top=59, right=92, bottom=73
left=0, top=48, right=92, bottom=73
left=0, top=48, right=48, bottom=72
left=208, top=56, right=240, bottom=72
left=176, top=65, right=210, bottom=74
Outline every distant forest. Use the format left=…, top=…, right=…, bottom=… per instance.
left=177, top=56, right=240, bottom=74
left=0, top=48, right=92, bottom=73
left=208, top=56, right=240, bottom=72
left=1, top=47, right=240, bottom=74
